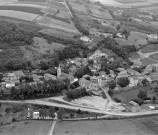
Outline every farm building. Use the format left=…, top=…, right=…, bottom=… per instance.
left=80, top=36, right=92, bottom=43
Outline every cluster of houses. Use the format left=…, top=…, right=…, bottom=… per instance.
left=1, top=48, right=158, bottom=96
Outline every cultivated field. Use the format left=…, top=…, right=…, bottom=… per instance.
left=0, top=10, right=38, bottom=21
left=0, top=120, right=53, bottom=135
left=69, top=2, right=87, bottom=14
left=54, top=116, right=158, bottom=135
left=115, top=31, right=147, bottom=47
left=149, top=53, right=158, bottom=61
left=141, top=6, right=158, bottom=14
left=36, top=16, right=77, bottom=33
left=114, top=0, right=147, bottom=4
left=88, top=4, right=113, bottom=20
left=141, top=45, right=158, bottom=53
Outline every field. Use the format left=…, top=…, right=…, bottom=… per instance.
left=0, top=120, right=53, bottom=135
left=142, top=45, right=158, bottom=53
left=36, top=16, right=77, bottom=33
left=69, top=2, right=87, bottom=14
left=114, top=0, right=147, bottom=4
left=54, top=116, right=158, bottom=135
left=18, top=0, right=46, bottom=2
left=140, top=58, right=157, bottom=66
left=20, top=37, right=65, bottom=60
left=0, top=10, right=38, bottom=21
left=115, top=31, right=147, bottom=47
left=141, top=6, right=158, bottom=14
left=112, top=86, right=157, bottom=104
left=149, top=53, right=158, bottom=61
left=88, top=4, right=113, bottom=20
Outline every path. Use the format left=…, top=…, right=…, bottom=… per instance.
left=48, top=121, right=57, bottom=135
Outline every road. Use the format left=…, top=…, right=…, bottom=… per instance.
left=1, top=99, right=158, bottom=117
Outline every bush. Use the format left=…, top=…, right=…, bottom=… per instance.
left=113, top=98, right=121, bottom=103
left=66, top=88, right=89, bottom=100
left=5, top=107, right=12, bottom=114
left=132, top=98, right=143, bottom=106
left=137, top=90, right=148, bottom=100
left=117, top=77, right=130, bottom=88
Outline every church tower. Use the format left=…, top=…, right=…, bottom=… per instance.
left=57, top=64, right=61, bottom=78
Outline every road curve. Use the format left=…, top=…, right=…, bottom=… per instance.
left=1, top=99, right=158, bottom=118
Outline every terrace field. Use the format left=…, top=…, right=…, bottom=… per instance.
left=54, top=116, right=158, bottom=135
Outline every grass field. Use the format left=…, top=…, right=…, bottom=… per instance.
left=141, top=6, right=158, bottom=14
left=141, top=58, right=157, bottom=66
left=112, top=86, right=157, bottom=104
left=0, top=10, right=38, bottom=21
left=20, top=37, right=65, bottom=60
left=0, top=120, right=53, bottom=135
left=149, top=53, right=158, bottom=61
left=141, top=45, right=158, bottom=53
left=54, top=116, right=158, bottom=135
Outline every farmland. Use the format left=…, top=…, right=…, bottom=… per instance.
left=0, top=10, right=38, bottom=21
left=115, top=31, right=147, bottom=47
left=87, top=4, right=113, bottom=20
left=54, top=116, right=158, bottom=135
left=112, top=86, right=155, bottom=104
left=141, top=45, right=158, bottom=53
left=149, top=53, right=158, bottom=61
left=0, top=120, right=53, bottom=135
left=114, top=0, right=147, bottom=4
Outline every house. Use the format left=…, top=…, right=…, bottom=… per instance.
left=44, top=73, right=57, bottom=81
left=128, top=76, right=139, bottom=87
left=33, top=111, right=40, bottom=119
left=79, top=78, right=99, bottom=90
left=32, top=74, right=40, bottom=82
left=80, top=36, right=92, bottom=43
left=147, top=34, right=158, bottom=40
left=14, top=71, right=24, bottom=79
left=116, top=33, right=125, bottom=38
left=89, top=50, right=108, bottom=60
left=6, top=82, right=15, bottom=88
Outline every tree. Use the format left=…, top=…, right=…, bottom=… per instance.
left=141, top=79, right=149, bottom=86
left=132, top=98, right=144, bottom=106
left=117, top=77, right=130, bottom=88
left=152, top=96, right=157, bottom=103
left=108, top=81, right=116, bottom=90
left=5, top=107, right=12, bottom=114
left=0, top=73, right=3, bottom=82
left=137, top=90, right=148, bottom=100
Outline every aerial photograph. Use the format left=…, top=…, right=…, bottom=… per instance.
left=1, top=0, right=158, bottom=134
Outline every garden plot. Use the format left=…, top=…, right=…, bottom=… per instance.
left=0, top=10, right=38, bottom=21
